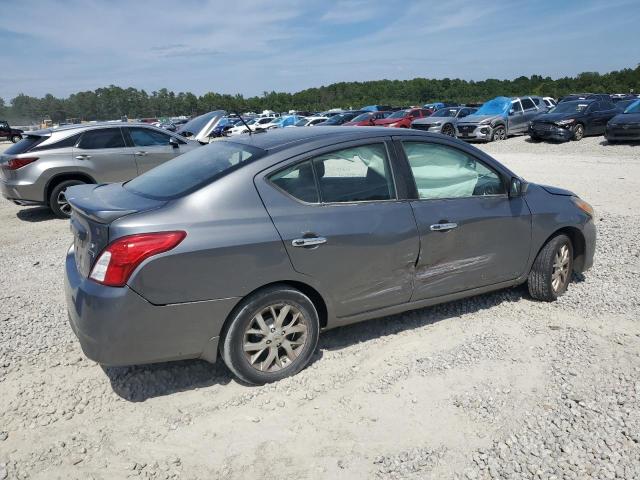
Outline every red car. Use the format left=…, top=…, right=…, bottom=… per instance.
left=342, top=111, right=391, bottom=126
left=374, top=108, right=431, bottom=128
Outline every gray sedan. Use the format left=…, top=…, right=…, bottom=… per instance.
left=64, top=127, right=596, bottom=385
left=411, top=107, right=477, bottom=136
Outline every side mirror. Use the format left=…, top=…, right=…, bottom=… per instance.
left=169, top=137, right=180, bottom=148
left=509, top=177, right=528, bottom=197
left=508, top=109, right=515, bottom=116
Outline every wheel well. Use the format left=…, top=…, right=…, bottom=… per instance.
left=543, top=227, right=586, bottom=272
left=45, top=173, right=95, bottom=203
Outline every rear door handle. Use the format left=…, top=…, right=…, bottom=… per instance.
left=135, top=151, right=148, bottom=156
left=75, top=155, right=91, bottom=160
left=430, top=223, right=458, bottom=232
left=292, top=237, right=327, bottom=247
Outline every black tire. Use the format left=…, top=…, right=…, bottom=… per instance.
left=529, top=134, right=541, bottom=142
left=49, top=179, right=86, bottom=218
left=441, top=124, right=455, bottom=137
left=221, top=285, right=320, bottom=385
left=10, top=134, right=21, bottom=143
left=528, top=234, right=574, bottom=302
left=491, top=125, right=506, bottom=142
left=572, top=123, right=585, bottom=141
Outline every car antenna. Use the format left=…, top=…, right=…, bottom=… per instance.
left=234, top=111, right=253, bottom=136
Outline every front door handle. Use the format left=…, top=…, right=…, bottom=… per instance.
left=75, top=155, right=91, bottom=160
left=292, top=237, right=327, bottom=247
left=134, top=151, right=148, bottom=156
left=430, top=222, right=458, bottom=232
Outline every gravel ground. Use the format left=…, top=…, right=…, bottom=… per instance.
left=0, top=135, right=639, bottom=479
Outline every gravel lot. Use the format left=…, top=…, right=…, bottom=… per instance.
left=0, top=136, right=639, bottom=479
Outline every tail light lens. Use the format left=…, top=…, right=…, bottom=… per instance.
left=6, top=157, right=38, bottom=170
left=89, top=231, right=186, bottom=287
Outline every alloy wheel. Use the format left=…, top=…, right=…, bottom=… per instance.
left=242, top=303, right=309, bottom=373
left=493, top=127, right=506, bottom=141
left=442, top=124, right=455, bottom=136
left=573, top=124, right=584, bottom=141
left=551, top=244, right=571, bottom=293
left=56, top=190, right=72, bottom=216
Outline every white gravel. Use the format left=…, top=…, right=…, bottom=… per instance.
left=0, top=135, right=639, bottom=479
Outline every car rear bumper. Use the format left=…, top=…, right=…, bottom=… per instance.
left=529, top=124, right=573, bottom=141
left=64, top=245, right=240, bottom=366
left=0, top=178, right=46, bottom=204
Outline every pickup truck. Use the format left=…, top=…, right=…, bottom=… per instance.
left=0, top=121, right=23, bottom=143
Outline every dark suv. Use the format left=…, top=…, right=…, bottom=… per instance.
left=0, top=121, right=23, bottom=143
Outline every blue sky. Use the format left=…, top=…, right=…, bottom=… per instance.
left=0, top=0, right=638, bottom=101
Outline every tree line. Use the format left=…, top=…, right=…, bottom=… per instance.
left=1, top=66, right=638, bottom=124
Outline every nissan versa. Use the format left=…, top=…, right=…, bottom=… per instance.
left=64, top=127, right=596, bottom=385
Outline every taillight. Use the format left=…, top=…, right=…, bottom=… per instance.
left=89, top=231, right=186, bottom=287
left=6, top=157, right=38, bottom=170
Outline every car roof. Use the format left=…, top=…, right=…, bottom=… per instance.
left=24, top=121, right=153, bottom=136
left=218, top=126, right=431, bottom=152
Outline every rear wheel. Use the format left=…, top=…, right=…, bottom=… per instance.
left=529, top=133, right=541, bottom=142
left=492, top=125, right=507, bottom=141
left=572, top=123, right=585, bottom=141
left=10, top=134, right=21, bottom=143
left=528, top=234, right=574, bottom=302
left=49, top=179, right=86, bottom=218
left=441, top=124, right=455, bottom=137
left=221, top=286, right=320, bottom=385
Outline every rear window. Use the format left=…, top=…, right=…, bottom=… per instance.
left=124, top=141, right=266, bottom=200
left=4, top=135, right=46, bottom=155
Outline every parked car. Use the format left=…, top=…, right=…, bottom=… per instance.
left=528, top=99, right=618, bottom=142
left=361, top=105, right=393, bottom=112
left=64, top=127, right=595, bottom=385
left=456, top=96, right=548, bottom=142
left=411, top=107, right=477, bottom=136
left=228, top=117, right=276, bottom=135
left=423, top=102, right=458, bottom=111
left=558, top=93, right=610, bottom=103
left=374, top=108, right=431, bottom=128
left=605, top=99, right=640, bottom=143
left=0, top=120, right=24, bottom=143
left=613, top=99, right=637, bottom=112
left=263, top=115, right=304, bottom=129
left=0, top=123, right=199, bottom=217
left=542, top=97, right=557, bottom=109
left=318, top=111, right=365, bottom=126
left=294, top=116, right=329, bottom=127
left=176, top=111, right=226, bottom=143
left=342, top=111, right=390, bottom=126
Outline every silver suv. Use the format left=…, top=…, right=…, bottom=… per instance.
left=456, top=96, right=549, bottom=142
left=0, top=123, right=200, bottom=217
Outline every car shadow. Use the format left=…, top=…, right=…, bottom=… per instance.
left=599, top=139, right=639, bottom=146
left=104, top=359, right=234, bottom=402
left=16, top=207, right=57, bottom=222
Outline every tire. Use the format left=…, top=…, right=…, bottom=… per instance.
left=528, top=234, right=574, bottom=302
left=10, top=134, right=21, bottom=143
left=491, top=125, right=507, bottom=142
left=49, top=179, right=86, bottom=218
left=221, top=285, right=320, bottom=385
left=441, top=124, right=455, bottom=137
left=529, top=134, right=541, bottom=142
left=572, top=123, right=585, bottom=141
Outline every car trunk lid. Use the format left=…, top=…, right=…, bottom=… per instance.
left=66, top=183, right=167, bottom=278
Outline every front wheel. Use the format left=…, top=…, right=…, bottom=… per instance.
left=528, top=234, right=574, bottom=302
left=491, top=125, right=507, bottom=141
left=10, top=134, right=22, bottom=143
left=49, top=180, right=86, bottom=218
left=441, top=124, right=455, bottom=137
left=221, top=286, right=320, bottom=385
left=572, top=123, right=585, bottom=141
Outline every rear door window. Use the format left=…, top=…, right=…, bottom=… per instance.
left=128, top=127, right=174, bottom=146
left=520, top=98, right=536, bottom=110
left=77, top=128, right=126, bottom=149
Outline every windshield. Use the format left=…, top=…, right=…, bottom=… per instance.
left=474, top=97, right=511, bottom=116
left=177, top=110, right=225, bottom=136
left=124, top=141, right=266, bottom=200
left=624, top=100, right=640, bottom=113
left=388, top=110, right=409, bottom=119
left=431, top=108, right=458, bottom=118
left=351, top=113, right=373, bottom=122
left=549, top=102, right=590, bottom=114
